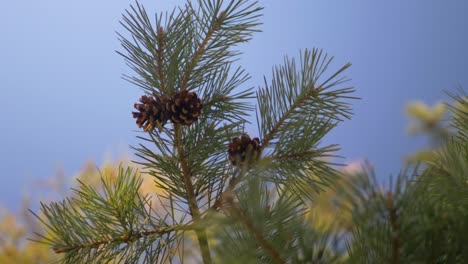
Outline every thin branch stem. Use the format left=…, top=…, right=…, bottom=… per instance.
left=53, top=224, right=193, bottom=254
left=180, top=11, right=226, bottom=91
left=156, top=26, right=167, bottom=93
left=231, top=204, right=286, bottom=264
left=208, top=92, right=322, bottom=213
left=203, top=95, right=230, bottom=109
left=272, top=150, right=319, bottom=161
left=386, top=191, right=399, bottom=264
left=174, top=124, right=212, bottom=264
left=209, top=150, right=320, bottom=213
left=261, top=86, right=321, bottom=147
left=210, top=169, right=248, bottom=212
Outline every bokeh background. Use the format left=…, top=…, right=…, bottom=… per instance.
left=1, top=0, right=467, bottom=211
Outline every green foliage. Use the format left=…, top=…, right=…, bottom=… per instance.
left=447, top=90, right=468, bottom=142
left=0, top=159, right=176, bottom=264
left=0, top=206, right=59, bottom=263
left=31, top=0, right=467, bottom=263
left=33, top=166, right=185, bottom=263
left=213, top=172, right=347, bottom=263
left=345, top=92, right=468, bottom=263
left=256, top=48, right=355, bottom=200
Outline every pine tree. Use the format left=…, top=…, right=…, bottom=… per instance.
left=33, top=1, right=467, bottom=263
left=344, top=91, right=468, bottom=263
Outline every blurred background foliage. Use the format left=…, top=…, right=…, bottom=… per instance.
left=0, top=94, right=463, bottom=263
left=0, top=159, right=167, bottom=263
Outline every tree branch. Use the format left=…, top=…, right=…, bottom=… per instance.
left=261, top=86, right=322, bottom=147
left=52, top=224, right=193, bottom=254
left=180, top=11, right=226, bottom=91
left=210, top=169, right=248, bottom=212
left=272, top=150, right=319, bottom=161
left=156, top=26, right=167, bottom=93
left=203, top=95, right=230, bottom=109
left=174, top=124, right=212, bottom=264
left=209, top=150, right=321, bottom=213
left=230, top=203, right=286, bottom=264
left=386, top=191, right=399, bottom=264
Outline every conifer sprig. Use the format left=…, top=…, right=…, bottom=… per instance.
left=255, top=48, right=356, bottom=200
left=344, top=103, right=468, bottom=264
left=119, top=0, right=262, bottom=95
left=32, top=167, right=190, bottom=263
left=213, top=173, right=343, bottom=263
left=199, top=65, right=255, bottom=124
left=447, top=89, right=467, bottom=142
left=179, top=0, right=262, bottom=92
left=258, top=49, right=354, bottom=147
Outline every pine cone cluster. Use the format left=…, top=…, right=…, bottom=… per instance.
left=228, top=133, right=262, bottom=166
left=132, top=90, right=203, bottom=131
left=165, top=90, right=203, bottom=126
left=132, top=94, right=168, bottom=132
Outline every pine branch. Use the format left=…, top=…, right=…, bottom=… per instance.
left=52, top=224, right=193, bottom=254
left=386, top=191, right=399, bottom=264
left=209, top=148, right=342, bottom=214
left=210, top=169, right=247, bottom=211
left=271, top=149, right=321, bottom=161
left=33, top=166, right=183, bottom=263
left=203, top=94, right=230, bottom=109
left=211, top=173, right=341, bottom=263
left=261, top=85, right=323, bottom=148
left=231, top=205, right=286, bottom=264
left=198, top=64, right=255, bottom=123
left=177, top=0, right=262, bottom=92
left=180, top=11, right=226, bottom=91
left=174, top=124, right=212, bottom=263
left=447, top=88, right=467, bottom=142
left=257, top=48, right=354, bottom=150
left=254, top=48, right=355, bottom=200
left=156, top=26, right=167, bottom=93
left=118, top=1, right=178, bottom=93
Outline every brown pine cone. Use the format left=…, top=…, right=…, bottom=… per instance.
left=132, top=93, right=169, bottom=132
left=166, top=90, right=203, bottom=126
left=228, top=133, right=262, bottom=166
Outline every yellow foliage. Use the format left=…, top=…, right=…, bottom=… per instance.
left=406, top=150, right=439, bottom=164
left=406, top=101, right=446, bottom=123
left=305, top=163, right=360, bottom=233
left=405, top=97, right=466, bottom=164
left=0, top=158, right=170, bottom=263
left=406, top=101, right=447, bottom=134
left=0, top=210, right=58, bottom=264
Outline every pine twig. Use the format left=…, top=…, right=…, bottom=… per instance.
left=272, top=150, right=319, bottom=160
left=203, top=95, right=230, bottom=109
left=386, top=191, right=399, bottom=264
left=261, top=86, right=322, bottom=147
left=156, top=26, right=167, bottom=93
left=209, top=150, right=320, bottom=213
left=229, top=201, right=286, bottom=264
left=180, top=11, right=226, bottom=91
left=210, top=169, right=248, bottom=211
left=52, top=224, right=193, bottom=254
left=174, top=124, right=212, bottom=264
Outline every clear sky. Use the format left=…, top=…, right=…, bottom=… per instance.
left=1, top=0, right=467, bottom=210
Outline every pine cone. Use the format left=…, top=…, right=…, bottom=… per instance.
left=132, top=94, right=169, bottom=132
left=228, top=133, right=262, bottom=166
left=166, top=90, right=203, bottom=126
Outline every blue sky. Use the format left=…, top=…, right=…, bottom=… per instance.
left=1, top=0, right=467, bottom=210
